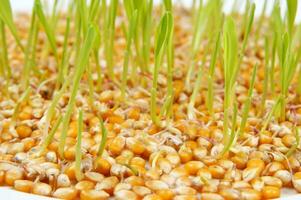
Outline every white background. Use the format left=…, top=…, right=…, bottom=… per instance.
left=2, top=0, right=301, bottom=200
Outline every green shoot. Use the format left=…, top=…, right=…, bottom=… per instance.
left=206, top=32, right=222, bottom=115
left=39, top=116, right=62, bottom=154
left=23, top=6, right=39, bottom=88
left=238, top=64, right=257, bottom=137
left=259, top=97, right=281, bottom=135
left=270, top=34, right=277, bottom=95
left=261, top=37, right=270, bottom=114
left=43, top=78, right=70, bottom=138
left=75, top=110, right=84, bottom=181
left=286, top=126, right=300, bottom=157
left=97, top=119, right=108, bottom=158
left=0, top=19, right=10, bottom=80
left=11, top=87, right=31, bottom=124
left=57, top=17, right=71, bottom=88
left=278, top=33, right=298, bottom=121
left=221, top=102, right=238, bottom=156
left=161, top=0, right=174, bottom=120
left=121, top=10, right=138, bottom=100
left=35, top=0, right=58, bottom=61
left=58, top=25, right=96, bottom=158
left=223, top=17, right=239, bottom=136
left=185, top=1, right=209, bottom=88
left=89, top=0, right=101, bottom=23
left=141, top=0, right=153, bottom=72
left=104, top=0, right=118, bottom=80
left=240, top=3, right=255, bottom=57
left=286, top=0, right=297, bottom=37
left=0, top=0, right=24, bottom=52
left=150, top=12, right=173, bottom=125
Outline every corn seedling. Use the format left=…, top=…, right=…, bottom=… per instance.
left=58, top=25, right=96, bottom=158
left=238, top=64, right=257, bottom=137
left=75, top=110, right=84, bottom=181
left=221, top=102, right=238, bottom=156
left=3, top=1, right=301, bottom=199
left=160, top=0, right=174, bottom=120
left=39, top=116, right=62, bottom=155
left=97, top=119, right=108, bottom=158
left=223, top=17, right=239, bottom=136
left=0, top=0, right=24, bottom=52
left=121, top=9, right=138, bottom=99
left=35, top=0, right=58, bottom=62
left=104, top=0, right=118, bottom=80
left=23, top=5, right=39, bottom=88
left=150, top=11, right=173, bottom=125
left=206, top=32, right=221, bottom=115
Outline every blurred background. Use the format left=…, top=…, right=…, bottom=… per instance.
left=9, top=0, right=301, bottom=23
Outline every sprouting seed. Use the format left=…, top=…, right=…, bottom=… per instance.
left=75, top=110, right=84, bottom=181
left=97, top=119, right=108, bottom=158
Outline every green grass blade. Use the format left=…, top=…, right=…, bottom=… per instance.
left=40, top=116, right=62, bottom=154
left=35, top=0, right=58, bottom=61
left=105, top=0, right=118, bottom=80
left=238, top=64, right=257, bottom=137
left=58, top=25, right=96, bottom=158
left=151, top=12, right=173, bottom=125
left=0, top=0, right=24, bottom=52
left=121, top=10, right=138, bottom=99
left=75, top=110, right=84, bottom=181
left=221, top=102, right=238, bottom=155
left=286, top=0, right=297, bottom=37
left=0, top=19, right=10, bottom=79
left=57, top=16, right=71, bottom=88
left=207, top=31, right=222, bottom=114
left=97, top=119, right=108, bottom=158
left=259, top=97, right=281, bottom=134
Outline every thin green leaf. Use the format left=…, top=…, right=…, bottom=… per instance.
left=238, top=64, right=257, bottom=137
left=0, top=0, right=24, bottom=52
left=35, top=0, right=58, bottom=60
left=286, top=0, right=297, bottom=36
left=97, top=119, right=108, bottom=158
left=75, top=110, right=84, bottom=181
left=151, top=11, right=173, bottom=125
left=58, top=25, right=96, bottom=158
left=121, top=10, right=138, bottom=99
left=40, top=116, right=62, bottom=154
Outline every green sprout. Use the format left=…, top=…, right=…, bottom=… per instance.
left=0, top=0, right=24, bottom=52
left=121, top=9, right=138, bottom=99
left=97, top=119, right=108, bottom=158
left=23, top=5, right=39, bottom=88
left=206, top=32, right=221, bottom=115
left=58, top=25, right=96, bottom=158
left=286, top=0, right=297, bottom=37
left=0, top=19, right=10, bottom=82
left=185, top=1, right=211, bottom=88
left=221, top=102, right=238, bottom=156
left=150, top=11, right=173, bottom=125
left=39, top=116, right=62, bottom=154
left=259, top=97, right=281, bottom=135
left=223, top=17, right=239, bottom=137
left=104, top=0, right=118, bottom=80
left=35, top=0, right=58, bottom=61
left=238, top=64, right=257, bottom=137
left=278, top=33, right=298, bottom=121
left=261, top=37, right=270, bottom=114
left=160, top=0, right=174, bottom=120
left=56, top=17, right=71, bottom=88
left=75, top=110, right=84, bottom=181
